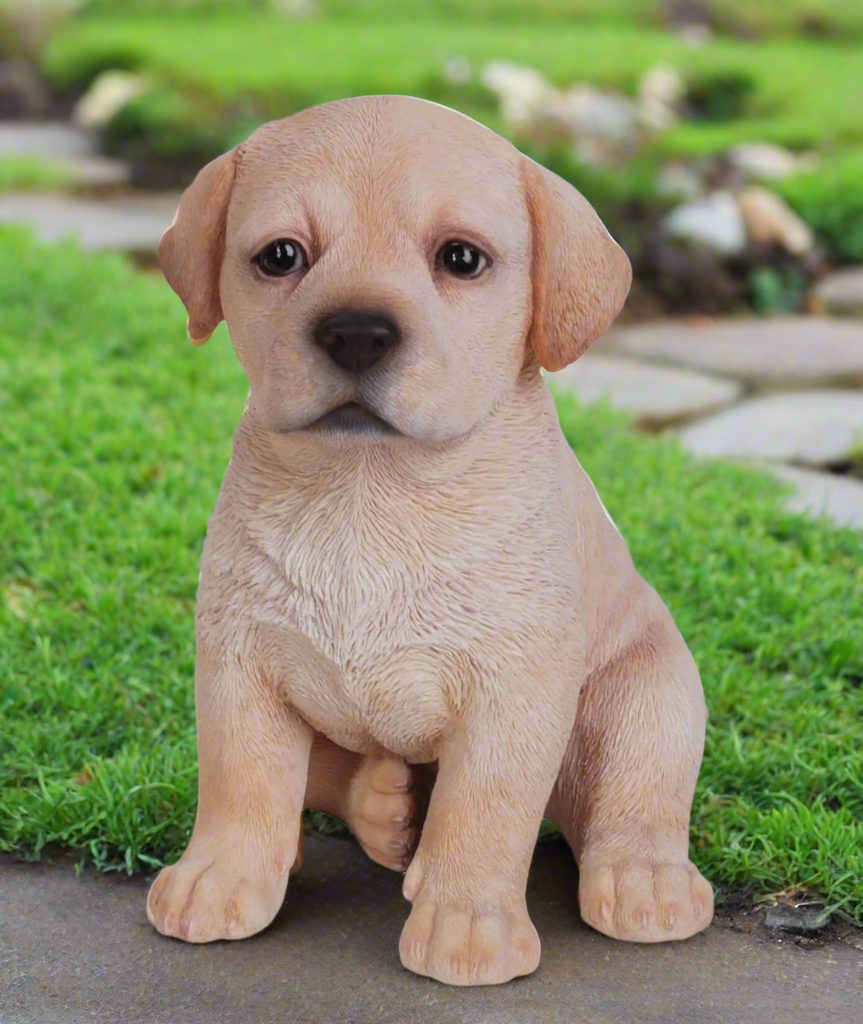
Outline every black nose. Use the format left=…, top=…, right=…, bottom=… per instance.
left=313, top=311, right=400, bottom=374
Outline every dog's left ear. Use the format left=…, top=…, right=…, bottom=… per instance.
left=521, top=157, right=632, bottom=372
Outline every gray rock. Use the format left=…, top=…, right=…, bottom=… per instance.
left=813, top=266, right=863, bottom=315
left=665, top=190, right=747, bottom=255
left=546, top=355, right=742, bottom=427
left=72, top=70, right=148, bottom=131
left=0, top=191, right=180, bottom=254
left=605, top=317, right=863, bottom=388
left=655, top=162, right=703, bottom=201
left=727, top=142, right=819, bottom=182
left=768, top=464, right=863, bottom=530
left=678, top=391, right=863, bottom=466
left=738, top=186, right=814, bottom=255
left=764, top=903, right=832, bottom=932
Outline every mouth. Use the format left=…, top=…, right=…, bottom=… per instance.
left=304, top=402, right=397, bottom=436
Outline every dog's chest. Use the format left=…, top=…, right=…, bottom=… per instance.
left=257, top=509, right=496, bottom=757
left=217, top=458, right=578, bottom=758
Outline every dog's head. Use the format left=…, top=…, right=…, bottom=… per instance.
left=159, top=95, right=631, bottom=444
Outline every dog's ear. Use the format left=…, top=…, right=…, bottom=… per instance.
left=522, top=157, right=631, bottom=372
left=158, top=146, right=241, bottom=345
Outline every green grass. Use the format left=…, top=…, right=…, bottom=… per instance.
left=76, top=0, right=863, bottom=40
left=778, top=146, right=863, bottom=265
left=0, top=156, right=73, bottom=193
left=43, top=11, right=863, bottom=159
left=1, top=226, right=862, bottom=921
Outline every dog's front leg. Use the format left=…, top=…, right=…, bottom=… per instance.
left=147, top=626, right=312, bottom=943
left=399, top=659, right=576, bottom=986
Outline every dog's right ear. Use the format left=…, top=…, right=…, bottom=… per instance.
left=158, top=146, right=241, bottom=345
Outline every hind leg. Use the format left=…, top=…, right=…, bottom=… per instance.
left=545, top=610, right=714, bottom=943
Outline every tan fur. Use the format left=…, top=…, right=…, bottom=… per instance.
left=146, top=95, right=713, bottom=985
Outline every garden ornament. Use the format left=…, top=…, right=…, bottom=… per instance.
left=148, top=94, right=713, bottom=986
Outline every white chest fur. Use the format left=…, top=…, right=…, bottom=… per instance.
left=199, top=429, right=581, bottom=758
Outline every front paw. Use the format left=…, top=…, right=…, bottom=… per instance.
left=146, top=842, right=290, bottom=943
left=578, top=854, right=714, bottom=943
left=399, top=893, right=540, bottom=986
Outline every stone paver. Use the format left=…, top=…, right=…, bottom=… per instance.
left=0, top=191, right=180, bottom=255
left=546, top=355, right=742, bottom=427
left=813, top=267, right=863, bottom=316
left=0, top=121, right=129, bottom=189
left=0, top=121, right=95, bottom=159
left=55, top=154, right=130, bottom=189
left=601, top=317, right=863, bottom=388
left=2, top=837, right=862, bottom=1024
left=678, top=391, right=863, bottom=465
left=767, top=463, right=863, bottom=530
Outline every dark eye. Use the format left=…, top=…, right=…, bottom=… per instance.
left=437, top=241, right=490, bottom=279
left=254, top=238, right=307, bottom=277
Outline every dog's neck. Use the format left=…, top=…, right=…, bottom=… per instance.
left=230, top=367, right=563, bottom=499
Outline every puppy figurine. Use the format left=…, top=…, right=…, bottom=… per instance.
left=147, top=95, right=713, bottom=985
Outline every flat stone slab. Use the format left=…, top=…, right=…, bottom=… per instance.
left=603, top=317, right=863, bottom=388
left=768, top=463, right=863, bottom=529
left=2, top=838, right=862, bottom=1024
left=0, top=121, right=96, bottom=159
left=546, top=355, right=742, bottom=427
left=678, top=391, right=863, bottom=465
left=813, top=267, right=863, bottom=315
left=57, top=154, right=130, bottom=189
left=0, top=191, right=180, bottom=254
left=0, top=120, right=130, bottom=190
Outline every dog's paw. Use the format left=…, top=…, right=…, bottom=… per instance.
left=146, top=843, right=289, bottom=943
left=346, top=755, right=419, bottom=871
left=399, top=892, right=540, bottom=986
left=578, top=854, right=713, bottom=942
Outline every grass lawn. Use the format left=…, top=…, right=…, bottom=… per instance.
left=1, top=226, right=862, bottom=921
left=43, top=8, right=863, bottom=158
left=77, top=0, right=863, bottom=41
left=0, top=156, right=73, bottom=193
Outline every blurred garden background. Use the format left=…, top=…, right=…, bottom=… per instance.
left=1, top=0, right=862, bottom=931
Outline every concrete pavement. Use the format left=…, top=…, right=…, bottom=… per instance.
left=2, top=837, right=861, bottom=1024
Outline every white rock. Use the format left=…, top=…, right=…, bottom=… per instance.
left=546, top=355, right=742, bottom=427
left=443, top=56, right=472, bottom=85
left=738, top=186, right=814, bottom=255
left=638, top=98, right=678, bottom=131
left=678, top=391, right=863, bottom=466
left=268, top=0, right=317, bottom=13
left=545, top=83, right=638, bottom=142
left=637, top=64, right=684, bottom=130
left=665, top=190, right=747, bottom=255
left=72, top=70, right=148, bottom=130
left=655, top=162, right=703, bottom=201
left=676, top=23, right=713, bottom=47
left=480, top=60, right=553, bottom=126
left=767, top=464, right=863, bottom=530
left=571, top=137, right=611, bottom=167
left=639, top=64, right=685, bottom=108
left=728, top=142, right=819, bottom=181
left=813, top=267, right=863, bottom=314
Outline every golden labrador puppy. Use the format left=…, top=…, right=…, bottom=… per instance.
left=147, top=94, right=713, bottom=985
